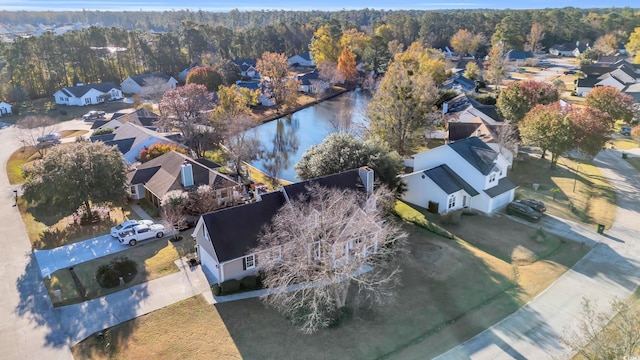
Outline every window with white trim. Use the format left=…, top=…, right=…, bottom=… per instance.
left=243, top=254, right=255, bottom=270
left=130, top=185, right=137, bottom=195
left=448, top=195, right=456, bottom=209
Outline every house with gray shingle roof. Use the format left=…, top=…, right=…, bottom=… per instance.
left=53, top=82, right=122, bottom=107
left=89, top=122, right=175, bottom=164
left=93, top=108, right=160, bottom=131
left=126, top=150, right=239, bottom=208
left=401, top=137, right=517, bottom=214
left=121, top=73, right=177, bottom=95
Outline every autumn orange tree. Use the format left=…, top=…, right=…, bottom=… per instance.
left=337, top=47, right=358, bottom=82
left=585, top=86, right=636, bottom=125
left=138, top=143, right=188, bottom=163
left=186, top=66, right=223, bottom=91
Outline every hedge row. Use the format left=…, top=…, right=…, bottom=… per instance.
left=211, top=275, right=261, bottom=296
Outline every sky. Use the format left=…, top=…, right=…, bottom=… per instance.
left=2, top=0, right=639, bottom=12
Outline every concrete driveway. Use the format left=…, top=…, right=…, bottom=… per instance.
left=34, top=234, right=129, bottom=278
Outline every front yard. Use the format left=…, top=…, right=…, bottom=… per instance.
left=510, top=152, right=616, bottom=229
left=72, top=204, right=588, bottom=359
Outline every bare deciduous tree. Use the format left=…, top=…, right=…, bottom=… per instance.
left=15, top=116, right=59, bottom=157
left=160, top=190, right=189, bottom=240
left=187, top=185, right=219, bottom=215
left=252, top=185, right=407, bottom=334
left=141, top=76, right=172, bottom=99
left=494, top=120, right=519, bottom=164
left=222, top=115, right=263, bottom=179
left=562, top=297, right=640, bottom=360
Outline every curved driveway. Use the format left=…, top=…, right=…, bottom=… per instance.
left=429, top=149, right=640, bottom=360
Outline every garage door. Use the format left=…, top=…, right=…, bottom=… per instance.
left=198, top=245, right=220, bottom=284
left=492, top=190, right=514, bottom=211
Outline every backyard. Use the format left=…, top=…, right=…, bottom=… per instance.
left=72, top=203, right=588, bottom=359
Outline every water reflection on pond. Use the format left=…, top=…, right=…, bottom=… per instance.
left=250, top=90, right=370, bottom=182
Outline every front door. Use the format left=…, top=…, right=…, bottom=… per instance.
left=463, top=195, right=468, bottom=208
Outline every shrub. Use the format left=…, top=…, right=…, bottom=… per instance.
left=93, top=128, right=115, bottom=136
left=221, top=279, right=241, bottom=294
left=440, top=210, right=462, bottom=225
left=95, top=257, right=138, bottom=288
left=474, top=93, right=497, bottom=105
left=211, top=283, right=221, bottom=296
left=241, top=275, right=258, bottom=290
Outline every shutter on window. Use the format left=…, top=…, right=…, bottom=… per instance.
left=242, top=257, right=246, bottom=270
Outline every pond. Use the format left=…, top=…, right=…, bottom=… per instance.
left=249, top=90, right=371, bottom=182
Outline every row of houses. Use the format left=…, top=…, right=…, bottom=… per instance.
left=575, top=56, right=640, bottom=102
left=53, top=52, right=318, bottom=107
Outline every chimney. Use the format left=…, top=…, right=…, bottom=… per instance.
left=359, top=166, right=374, bottom=193
left=442, top=102, right=449, bottom=115
left=181, top=162, right=194, bottom=187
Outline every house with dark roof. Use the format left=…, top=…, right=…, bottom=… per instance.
left=121, top=73, right=177, bottom=95
left=90, top=122, right=176, bottom=164
left=549, top=42, right=589, bottom=57
left=94, top=108, right=160, bottom=131
left=53, top=82, right=123, bottom=107
left=506, top=50, right=533, bottom=67
left=127, top=150, right=239, bottom=208
left=401, top=137, right=517, bottom=214
left=576, top=60, right=640, bottom=97
left=232, top=59, right=259, bottom=78
left=288, top=52, right=315, bottom=67
left=295, top=70, right=329, bottom=94
left=236, top=80, right=275, bottom=106
left=193, top=167, right=374, bottom=283
left=442, top=72, right=477, bottom=93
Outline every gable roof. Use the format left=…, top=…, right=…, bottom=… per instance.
left=484, top=177, right=518, bottom=198
left=424, top=164, right=479, bottom=196
left=201, top=168, right=367, bottom=262
left=111, top=108, right=160, bottom=127
left=444, top=93, right=501, bottom=126
left=90, top=120, right=110, bottom=129
left=59, top=82, right=119, bottom=98
left=448, top=136, right=498, bottom=175
left=576, top=75, right=601, bottom=88
left=297, top=52, right=312, bottom=61
left=127, top=151, right=238, bottom=199
left=103, top=137, right=136, bottom=154
left=506, top=50, right=532, bottom=61
left=232, top=58, right=257, bottom=72
left=126, top=73, right=173, bottom=87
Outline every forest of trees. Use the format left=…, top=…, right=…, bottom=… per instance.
left=1, top=7, right=639, bottom=99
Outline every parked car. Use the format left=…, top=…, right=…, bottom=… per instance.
left=563, top=70, right=576, bottom=75
left=506, top=201, right=543, bottom=222
left=118, top=223, right=165, bottom=246
left=82, top=110, right=106, bottom=120
left=110, top=219, right=154, bottom=237
left=517, top=199, right=546, bottom=213
left=621, top=126, right=632, bottom=136
left=36, top=132, right=62, bottom=148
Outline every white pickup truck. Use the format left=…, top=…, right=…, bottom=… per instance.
left=118, top=224, right=165, bottom=246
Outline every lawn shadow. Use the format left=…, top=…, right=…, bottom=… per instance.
left=214, top=222, right=536, bottom=360
left=15, top=250, right=151, bottom=350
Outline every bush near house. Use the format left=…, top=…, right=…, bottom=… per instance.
left=95, top=257, right=138, bottom=288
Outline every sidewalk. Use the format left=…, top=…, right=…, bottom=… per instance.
left=431, top=149, right=640, bottom=360
left=58, top=258, right=212, bottom=345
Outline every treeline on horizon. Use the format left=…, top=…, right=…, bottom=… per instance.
left=1, top=7, right=639, bottom=100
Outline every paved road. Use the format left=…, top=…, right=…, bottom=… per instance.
left=0, top=121, right=90, bottom=360
left=429, top=149, right=640, bottom=360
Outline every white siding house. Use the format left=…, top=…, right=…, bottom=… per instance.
left=121, top=73, right=178, bottom=95
left=401, top=137, right=517, bottom=214
left=0, top=101, right=12, bottom=116
left=288, top=52, right=315, bottom=67
left=53, top=82, right=122, bottom=106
